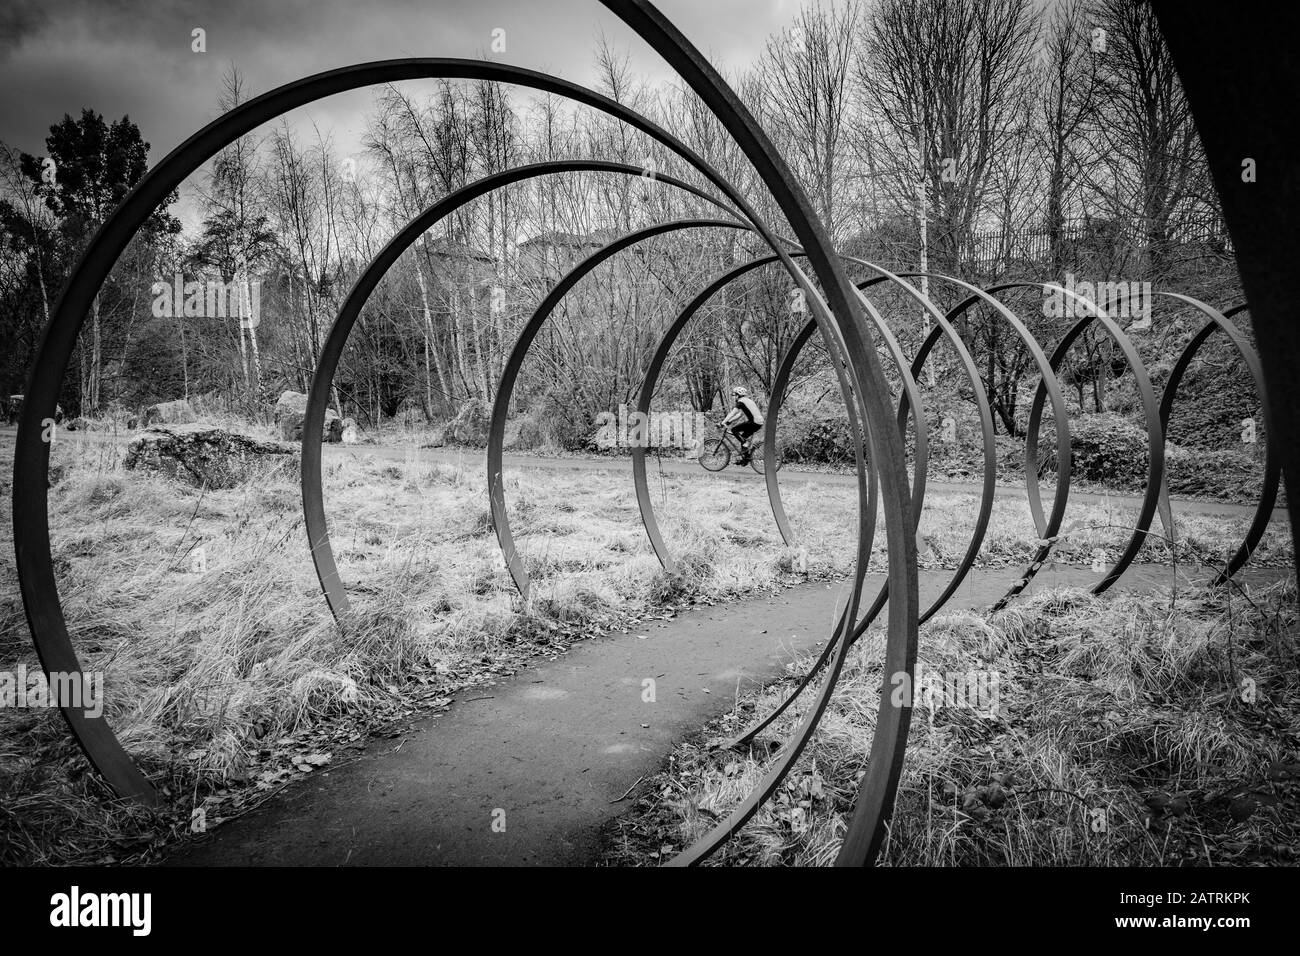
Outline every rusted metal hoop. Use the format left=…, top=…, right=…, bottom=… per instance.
left=302, top=161, right=745, bottom=618
left=485, top=217, right=752, bottom=598
left=630, top=254, right=924, bottom=568
left=1158, top=299, right=1279, bottom=584
left=1017, top=285, right=1166, bottom=598
left=605, top=1, right=918, bottom=868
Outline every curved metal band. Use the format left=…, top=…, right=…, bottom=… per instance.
left=14, top=25, right=913, bottom=865
left=763, top=264, right=997, bottom=620
left=486, top=217, right=752, bottom=598
left=631, top=260, right=940, bottom=762
left=607, top=1, right=918, bottom=869
left=1019, top=284, right=1166, bottom=596
left=10, top=0, right=1284, bottom=873
left=746, top=276, right=1093, bottom=744
left=629, top=253, right=799, bottom=572
left=8, top=54, right=823, bottom=805
left=934, top=284, right=1075, bottom=609
left=630, top=253, right=923, bottom=570
left=658, top=244, right=887, bottom=865
left=303, top=160, right=744, bottom=619
left=724, top=269, right=999, bottom=749
left=734, top=282, right=1280, bottom=760
left=1159, top=299, right=1279, bottom=584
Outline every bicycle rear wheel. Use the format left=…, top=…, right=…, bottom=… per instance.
left=699, top=438, right=731, bottom=472
left=749, top=443, right=784, bottom=474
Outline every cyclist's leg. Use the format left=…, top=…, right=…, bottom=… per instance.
left=728, top=425, right=747, bottom=460
left=735, top=422, right=760, bottom=461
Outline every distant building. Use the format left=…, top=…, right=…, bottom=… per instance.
left=422, top=235, right=497, bottom=314
left=515, top=227, right=638, bottom=297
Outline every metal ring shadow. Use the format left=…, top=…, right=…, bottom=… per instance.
left=1159, top=298, right=1279, bottom=584
left=9, top=54, right=826, bottom=805
left=303, top=160, right=745, bottom=619
left=486, top=217, right=753, bottom=598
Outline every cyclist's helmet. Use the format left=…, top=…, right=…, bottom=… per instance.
left=732, top=385, right=747, bottom=397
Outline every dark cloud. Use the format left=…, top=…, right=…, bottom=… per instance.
left=0, top=0, right=52, bottom=55
left=0, top=0, right=783, bottom=175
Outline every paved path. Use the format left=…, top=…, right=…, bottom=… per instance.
left=319, top=441, right=1275, bottom=519
left=1, top=426, right=1276, bottom=519
left=167, top=562, right=1287, bottom=866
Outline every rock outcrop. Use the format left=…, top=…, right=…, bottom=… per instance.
left=274, top=391, right=342, bottom=443
left=142, top=399, right=196, bottom=427
left=125, top=424, right=295, bottom=489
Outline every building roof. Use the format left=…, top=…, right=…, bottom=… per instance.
left=424, top=236, right=495, bottom=263
left=517, top=228, right=621, bottom=253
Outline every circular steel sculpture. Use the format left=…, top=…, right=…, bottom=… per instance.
left=1160, top=301, right=1279, bottom=584
left=484, top=216, right=754, bottom=598
left=712, top=280, right=1276, bottom=751
left=301, top=159, right=749, bottom=617
left=8, top=0, right=1286, bottom=868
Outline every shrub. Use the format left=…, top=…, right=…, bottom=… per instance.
left=506, top=406, right=553, bottom=451
left=542, top=391, right=599, bottom=451
left=445, top=398, right=490, bottom=446
left=1064, top=412, right=1150, bottom=488
left=1165, top=444, right=1264, bottom=500
left=781, top=408, right=856, bottom=464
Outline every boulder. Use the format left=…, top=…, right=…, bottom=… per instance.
left=446, top=398, right=490, bottom=446
left=142, top=399, right=196, bottom=427
left=124, top=423, right=295, bottom=489
left=275, top=390, right=342, bottom=443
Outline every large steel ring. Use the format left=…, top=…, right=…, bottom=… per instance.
left=16, top=0, right=1285, bottom=869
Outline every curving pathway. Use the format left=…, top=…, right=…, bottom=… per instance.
left=167, top=559, right=1287, bottom=866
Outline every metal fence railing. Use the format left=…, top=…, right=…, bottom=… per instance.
left=965, top=215, right=1233, bottom=273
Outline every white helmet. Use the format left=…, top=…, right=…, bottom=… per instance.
left=732, top=385, right=747, bottom=397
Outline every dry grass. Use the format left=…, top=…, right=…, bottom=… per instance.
left=0, top=428, right=1290, bottom=865
left=602, top=579, right=1300, bottom=866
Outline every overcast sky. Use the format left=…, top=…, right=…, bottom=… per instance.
left=0, top=0, right=805, bottom=161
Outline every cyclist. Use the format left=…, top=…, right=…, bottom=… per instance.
left=721, top=385, right=764, bottom=465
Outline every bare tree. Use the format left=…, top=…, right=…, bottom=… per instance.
left=1036, top=0, right=1102, bottom=272
left=757, top=2, right=861, bottom=239
left=1083, top=0, right=1207, bottom=277
left=856, top=0, right=1041, bottom=274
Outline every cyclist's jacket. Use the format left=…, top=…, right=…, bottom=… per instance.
left=724, top=395, right=764, bottom=427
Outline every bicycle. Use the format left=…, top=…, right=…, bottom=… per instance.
left=698, top=421, right=783, bottom=474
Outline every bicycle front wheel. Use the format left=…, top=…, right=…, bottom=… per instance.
left=748, top=443, right=783, bottom=474
left=699, top=438, right=731, bottom=472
